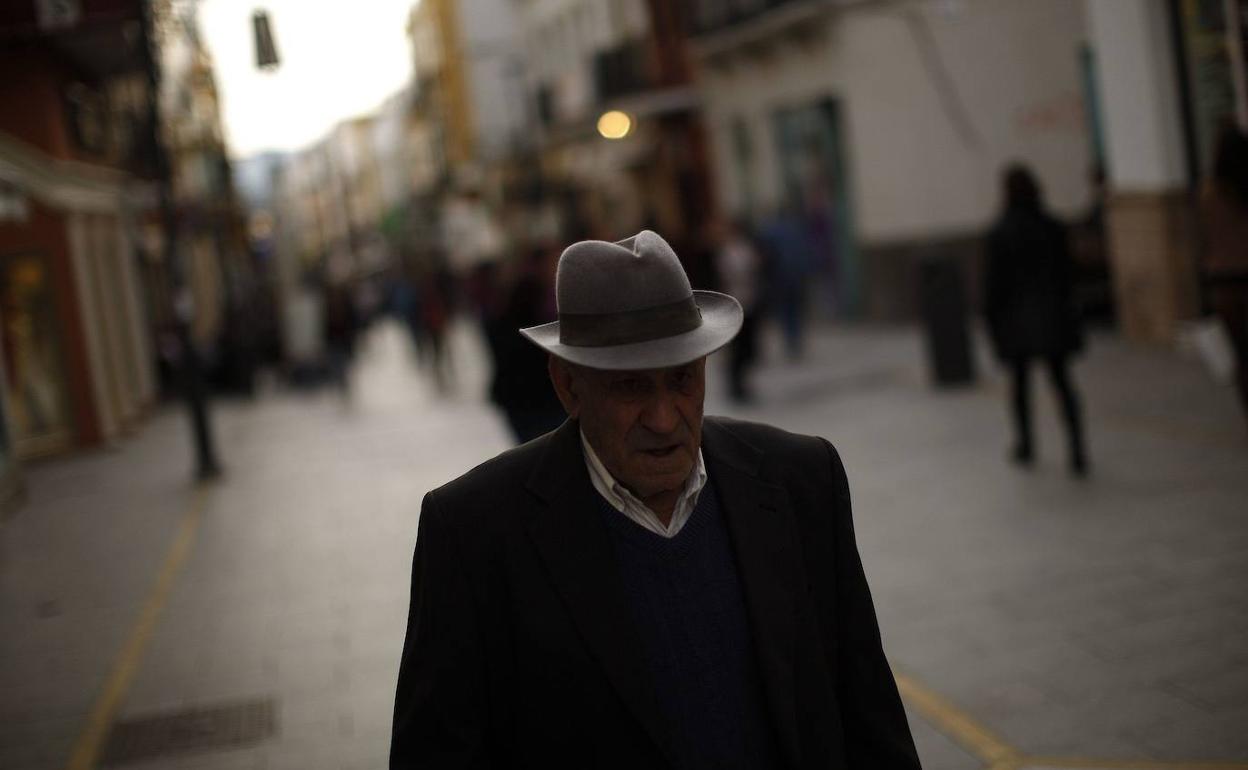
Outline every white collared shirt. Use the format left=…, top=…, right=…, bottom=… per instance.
left=580, top=431, right=707, bottom=538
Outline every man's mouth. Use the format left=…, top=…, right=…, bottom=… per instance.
left=641, top=445, right=680, bottom=458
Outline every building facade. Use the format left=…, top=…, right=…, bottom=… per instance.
left=0, top=0, right=250, bottom=502
left=0, top=1, right=160, bottom=480
left=513, top=0, right=716, bottom=278
left=689, top=0, right=1097, bottom=319
left=408, top=0, right=528, bottom=179
left=688, top=0, right=1248, bottom=336
left=1086, top=0, right=1248, bottom=343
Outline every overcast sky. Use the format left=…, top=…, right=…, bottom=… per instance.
left=197, top=0, right=415, bottom=159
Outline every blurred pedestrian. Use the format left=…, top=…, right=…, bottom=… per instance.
left=1072, top=163, right=1115, bottom=324
left=759, top=204, right=813, bottom=360
left=985, top=164, right=1088, bottom=476
left=805, top=184, right=842, bottom=317
left=392, top=230, right=920, bottom=770
left=388, top=261, right=422, bottom=357
left=711, top=217, right=765, bottom=402
left=418, top=259, right=454, bottom=392
left=323, top=277, right=358, bottom=397
left=484, top=247, right=565, bottom=443
left=1200, top=122, right=1248, bottom=424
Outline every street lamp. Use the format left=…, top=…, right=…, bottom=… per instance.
left=597, top=110, right=632, bottom=140
left=253, top=10, right=280, bottom=70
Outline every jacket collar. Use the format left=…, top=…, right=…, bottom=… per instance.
left=523, top=417, right=801, bottom=769
left=523, top=419, right=678, bottom=764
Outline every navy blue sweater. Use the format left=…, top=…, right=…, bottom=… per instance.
left=598, top=481, right=783, bottom=770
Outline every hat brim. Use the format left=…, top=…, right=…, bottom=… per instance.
left=519, top=291, right=743, bottom=371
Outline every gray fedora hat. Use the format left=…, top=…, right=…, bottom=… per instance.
left=520, top=230, right=742, bottom=370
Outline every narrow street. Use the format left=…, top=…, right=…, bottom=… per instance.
left=2, top=319, right=1246, bottom=770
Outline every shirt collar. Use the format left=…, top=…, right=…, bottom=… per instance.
left=579, top=429, right=707, bottom=532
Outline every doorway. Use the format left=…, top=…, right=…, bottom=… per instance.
left=772, top=97, right=859, bottom=318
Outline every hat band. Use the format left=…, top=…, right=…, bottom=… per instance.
left=558, top=296, right=703, bottom=347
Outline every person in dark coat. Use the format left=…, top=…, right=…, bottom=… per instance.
left=985, top=164, right=1088, bottom=476
left=711, top=217, right=767, bottom=402
left=759, top=205, right=814, bottom=361
left=323, top=278, right=359, bottom=396
left=391, top=230, right=921, bottom=770
left=1200, top=122, right=1248, bottom=424
left=485, top=247, right=566, bottom=443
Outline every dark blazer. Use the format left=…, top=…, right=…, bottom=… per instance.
left=984, top=208, right=1082, bottom=362
left=391, top=417, right=921, bottom=770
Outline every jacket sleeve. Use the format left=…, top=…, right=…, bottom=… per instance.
left=391, top=492, right=491, bottom=770
left=983, top=229, right=1008, bottom=357
left=822, top=440, right=923, bottom=769
left=1053, top=219, right=1084, bottom=351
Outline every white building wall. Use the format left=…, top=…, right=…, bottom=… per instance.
left=1085, top=0, right=1185, bottom=192
left=469, top=52, right=525, bottom=159
left=67, top=212, right=119, bottom=440
left=459, top=0, right=527, bottom=161
left=117, top=219, right=157, bottom=405
left=93, top=215, right=137, bottom=426
left=700, top=0, right=1093, bottom=244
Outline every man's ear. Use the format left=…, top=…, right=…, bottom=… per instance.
left=548, top=355, right=580, bottom=417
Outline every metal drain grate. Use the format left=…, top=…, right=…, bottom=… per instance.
left=101, top=697, right=278, bottom=765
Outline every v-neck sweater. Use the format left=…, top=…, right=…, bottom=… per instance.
left=596, top=479, right=784, bottom=770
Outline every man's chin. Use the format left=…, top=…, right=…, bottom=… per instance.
left=625, top=457, right=692, bottom=493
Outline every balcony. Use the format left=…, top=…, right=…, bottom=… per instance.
left=685, top=0, right=781, bottom=36
left=592, top=38, right=655, bottom=104
left=684, top=0, right=872, bottom=58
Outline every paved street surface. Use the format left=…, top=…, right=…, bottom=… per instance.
left=2, top=318, right=1246, bottom=770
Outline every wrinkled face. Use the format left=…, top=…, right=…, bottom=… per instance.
left=550, top=358, right=705, bottom=502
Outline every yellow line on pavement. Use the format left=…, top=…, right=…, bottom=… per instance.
left=64, top=485, right=209, bottom=770
left=1024, top=757, right=1248, bottom=769
left=894, top=671, right=1024, bottom=769
left=895, top=670, right=1248, bottom=770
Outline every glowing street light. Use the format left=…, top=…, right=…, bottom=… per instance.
left=597, top=110, right=632, bottom=140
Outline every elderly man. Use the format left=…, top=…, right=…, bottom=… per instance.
left=391, top=231, right=920, bottom=770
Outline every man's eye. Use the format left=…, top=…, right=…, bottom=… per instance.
left=671, top=371, right=693, bottom=390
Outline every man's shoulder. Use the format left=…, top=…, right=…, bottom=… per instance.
left=704, top=415, right=830, bottom=456
left=704, top=415, right=841, bottom=481
left=425, top=429, right=553, bottom=520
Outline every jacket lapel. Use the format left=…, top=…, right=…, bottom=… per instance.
left=523, top=420, right=676, bottom=766
left=702, top=418, right=803, bottom=769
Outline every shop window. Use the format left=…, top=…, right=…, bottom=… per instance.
left=0, top=253, right=73, bottom=456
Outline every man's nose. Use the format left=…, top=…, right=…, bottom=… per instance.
left=640, top=388, right=681, bottom=435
